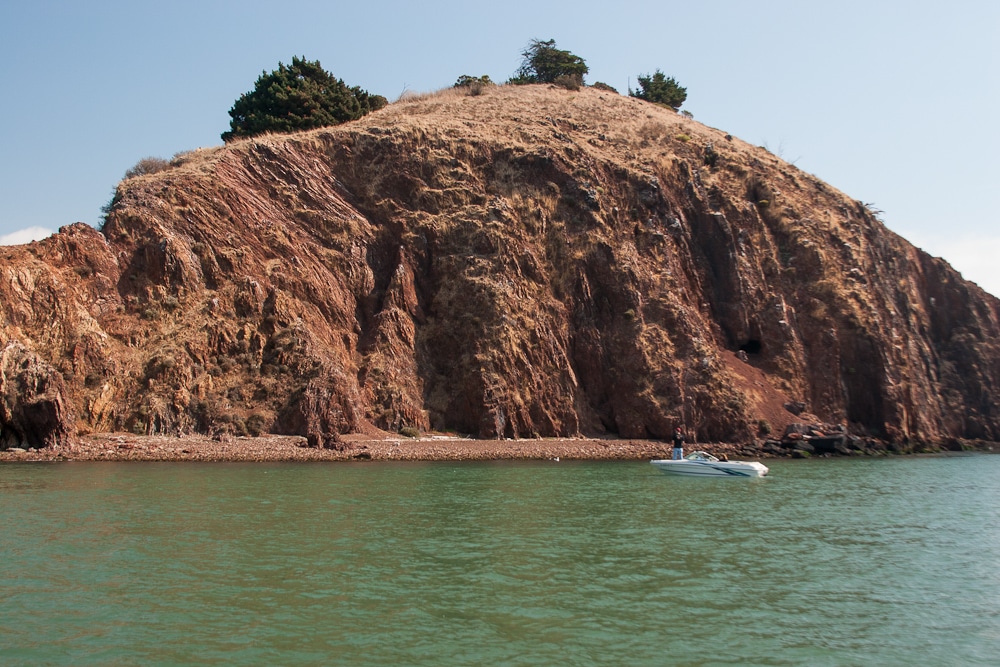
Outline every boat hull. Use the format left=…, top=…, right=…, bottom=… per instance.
left=650, top=459, right=769, bottom=477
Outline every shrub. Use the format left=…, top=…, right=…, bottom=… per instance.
left=591, top=81, right=618, bottom=93
left=630, top=69, right=687, bottom=111
left=222, top=57, right=387, bottom=142
left=170, top=150, right=197, bottom=167
left=746, top=175, right=774, bottom=206
left=638, top=121, right=668, bottom=142
left=124, top=157, right=171, bottom=179
left=454, top=74, right=494, bottom=95
left=400, top=426, right=420, bottom=438
left=99, top=187, right=122, bottom=228
left=553, top=74, right=581, bottom=91
left=509, top=39, right=588, bottom=87
left=246, top=413, right=268, bottom=437
left=861, top=201, right=885, bottom=223
left=144, top=355, right=175, bottom=379
left=229, top=418, right=248, bottom=437
left=703, top=142, right=720, bottom=167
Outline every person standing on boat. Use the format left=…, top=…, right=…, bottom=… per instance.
left=672, top=427, right=685, bottom=460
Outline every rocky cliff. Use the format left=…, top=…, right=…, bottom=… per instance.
left=2, top=85, right=998, bottom=448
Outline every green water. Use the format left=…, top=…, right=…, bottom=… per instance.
left=2, top=456, right=999, bottom=666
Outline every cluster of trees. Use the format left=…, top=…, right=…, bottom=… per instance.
left=223, top=43, right=687, bottom=141
left=458, top=39, right=686, bottom=109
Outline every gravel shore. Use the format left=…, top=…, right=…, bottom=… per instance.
left=0, top=433, right=760, bottom=463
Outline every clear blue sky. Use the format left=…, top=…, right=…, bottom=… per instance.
left=2, top=0, right=998, bottom=294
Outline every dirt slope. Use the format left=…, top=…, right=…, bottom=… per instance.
left=1, top=85, right=998, bottom=448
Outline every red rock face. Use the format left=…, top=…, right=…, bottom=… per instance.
left=1, top=86, right=998, bottom=447
left=0, top=341, right=74, bottom=448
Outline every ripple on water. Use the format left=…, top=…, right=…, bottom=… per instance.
left=1, top=456, right=999, bottom=665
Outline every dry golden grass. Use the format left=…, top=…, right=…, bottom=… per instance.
left=94, top=82, right=944, bottom=441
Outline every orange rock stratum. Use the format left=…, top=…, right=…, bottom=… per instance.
left=1, top=85, right=998, bottom=450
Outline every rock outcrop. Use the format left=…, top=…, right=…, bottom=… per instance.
left=0, top=340, right=74, bottom=448
left=1, top=85, right=998, bottom=447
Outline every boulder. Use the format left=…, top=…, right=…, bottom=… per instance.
left=784, top=401, right=806, bottom=416
left=809, top=434, right=846, bottom=454
left=0, top=342, right=74, bottom=448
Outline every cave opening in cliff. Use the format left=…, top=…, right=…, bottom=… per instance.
left=739, top=340, right=762, bottom=355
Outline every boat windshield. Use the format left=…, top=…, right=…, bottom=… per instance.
left=684, top=451, right=719, bottom=462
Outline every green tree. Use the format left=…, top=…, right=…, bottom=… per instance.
left=222, top=57, right=387, bottom=142
left=509, top=39, right=588, bottom=86
left=630, top=70, right=687, bottom=111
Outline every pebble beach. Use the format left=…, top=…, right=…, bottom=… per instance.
left=0, top=433, right=759, bottom=463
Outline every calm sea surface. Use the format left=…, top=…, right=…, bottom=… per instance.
left=2, top=455, right=999, bottom=666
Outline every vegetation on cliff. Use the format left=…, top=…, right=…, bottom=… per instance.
left=509, top=39, right=589, bottom=88
left=630, top=70, right=687, bottom=111
left=221, top=57, right=387, bottom=142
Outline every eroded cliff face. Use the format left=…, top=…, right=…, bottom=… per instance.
left=1, top=85, right=998, bottom=447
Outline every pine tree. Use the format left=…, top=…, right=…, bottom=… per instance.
left=222, top=57, right=387, bottom=142
left=630, top=70, right=687, bottom=111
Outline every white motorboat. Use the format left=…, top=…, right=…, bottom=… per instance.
left=651, top=451, right=769, bottom=477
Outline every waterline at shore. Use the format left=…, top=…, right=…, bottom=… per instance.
left=0, top=433, right=670, bottom=462
left=0, top=433, right=743, bottom=463
left=2, top=432, right=993, bottom=463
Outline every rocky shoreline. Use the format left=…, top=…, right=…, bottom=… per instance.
left=0, top=433, right=682, bottom=463
left=0, top=432, right=994, bottom=463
